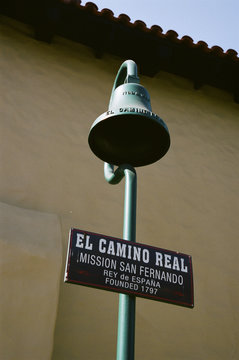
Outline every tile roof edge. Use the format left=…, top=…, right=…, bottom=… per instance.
left=63, top=0, right=238, bottom=61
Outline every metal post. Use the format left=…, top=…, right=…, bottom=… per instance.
left=104, top=163, right=137, bottom=360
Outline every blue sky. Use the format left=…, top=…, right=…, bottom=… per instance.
left=81, top=0, right=239, bottom=53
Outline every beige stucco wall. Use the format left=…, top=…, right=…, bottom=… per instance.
left=1, top=16, right=239, bottom=359
left=0, top=202, right=62, bottom=360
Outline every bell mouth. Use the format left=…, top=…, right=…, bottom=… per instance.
left=88, top=111, right=170, bottom=167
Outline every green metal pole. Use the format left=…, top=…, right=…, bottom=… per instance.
left=104, top=163, right=137, bottom=360
left=117, top=165, right=136, bottom=360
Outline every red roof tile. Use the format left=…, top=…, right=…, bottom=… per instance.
left=78, top=1, right=238, bottom=59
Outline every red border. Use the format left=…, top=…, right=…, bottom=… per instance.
left=65, top=228, right=194, bottom=308
left=65, top=278, right=193, bottom=308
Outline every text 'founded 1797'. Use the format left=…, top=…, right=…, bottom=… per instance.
left=64, top=228, right=194, bottom=308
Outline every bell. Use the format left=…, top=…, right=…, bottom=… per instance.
left=88, top=60, right=170, bottom=167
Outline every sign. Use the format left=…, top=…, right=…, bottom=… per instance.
left=64, top=228, right=194, bottom=308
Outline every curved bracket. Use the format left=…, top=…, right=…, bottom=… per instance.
left=104, top=163, right=125, bottom=185
left=104, top=162, right=136, bottom=185
left=109, top=60, right=140, bottom=109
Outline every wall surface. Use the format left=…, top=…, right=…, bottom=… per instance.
left=0, top=202, right=62, bottom=360
left=1, top=16, right=239, bottom=360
